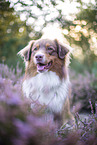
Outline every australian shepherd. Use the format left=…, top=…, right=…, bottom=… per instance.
left=18, top=39, right=74, bottom=127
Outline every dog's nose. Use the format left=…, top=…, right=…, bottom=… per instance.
left=35, top=54, right=44, bottom=61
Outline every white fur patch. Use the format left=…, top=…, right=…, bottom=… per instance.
left=23, top=71, right=70, bottom=113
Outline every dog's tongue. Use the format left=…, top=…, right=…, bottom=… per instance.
left=37, top=64, right=46, bottom=71
left=37, top=62, right=52, bottom=71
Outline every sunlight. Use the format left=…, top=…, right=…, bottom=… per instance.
left=92, top=37, right=96, bottom=43
left=81, top=29, right=88, bottom=37
left=72, top=46, right=84, bottom=61
left=19, top=27, right=24, bottom=33
left=8, top=0, right=97, bottom=59
left=75, top=25, right=81, bottom=32
left=81, top=20, right=87, bottom=25
left=42, top=24, right=64, bottom=43
left=63, top=29, right=69, bottom=35
left=94, top=49, right=97, bottom=55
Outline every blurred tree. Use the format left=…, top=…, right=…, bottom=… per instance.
left=0, top=0, right=97, bottom=73
left=61, top=0, right=97, bottom=73
left=0, top=0, right=42, bottom=68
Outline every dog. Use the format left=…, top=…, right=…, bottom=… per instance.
left=18, top=38, right=74, bottom=127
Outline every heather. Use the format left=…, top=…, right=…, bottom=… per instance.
left=0, top=64, right=97, bottom=145
left=71, top=71, right=97, bottom=112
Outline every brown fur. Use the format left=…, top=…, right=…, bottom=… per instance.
left=25, top=53, right=66, bottom=80
left=18, top=38, right=75, bottom=128
left=48, top=56, right=66, bottom=79
left=62, top=96, right=74, bottom=125
left=25, top=61, right=38, bottom=79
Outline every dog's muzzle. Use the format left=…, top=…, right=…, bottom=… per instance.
left=34, top=53, right=52, bottom=72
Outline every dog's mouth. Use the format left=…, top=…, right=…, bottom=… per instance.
left=37, top=61, right=52, bottom=72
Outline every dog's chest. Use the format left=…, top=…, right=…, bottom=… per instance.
left=23, top=71, right=70, bottom=113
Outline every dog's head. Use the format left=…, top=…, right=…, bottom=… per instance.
left=18, top=39, right=71, bottom=77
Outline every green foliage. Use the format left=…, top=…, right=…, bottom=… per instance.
left=0, top=0, right=42, bottom=68
left=0, top=0, right=97, bottom=73
left=63, top=1, right=97, bottom=69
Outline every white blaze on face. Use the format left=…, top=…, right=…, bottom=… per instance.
left=34, top=50, right=46, bottom=64
left=33, top=50, right=49, bottom=73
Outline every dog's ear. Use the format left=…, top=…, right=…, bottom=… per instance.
left=17, top=40, right=35, bottom=61
left=55, top=39, right=69, bottom=59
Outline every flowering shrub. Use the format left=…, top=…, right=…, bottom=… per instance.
left=0, top=63, right=97, bottom=145
left=0, top=63, right=23, bottom=84
left=0, top=77, right=55, bottom=145
left=71, top=71, right=97, bottom=112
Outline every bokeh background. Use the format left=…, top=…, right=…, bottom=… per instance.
left=0, top=1, right=97, bottom=144
left=0, top=0, right=97, bottom=73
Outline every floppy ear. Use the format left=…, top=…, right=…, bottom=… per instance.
left=55, top=39, right=69, bottom=59
left=17, top=40, right=35, bottom=61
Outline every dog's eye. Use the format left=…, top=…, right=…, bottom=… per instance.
left=34, top=47, right=38, bottom=51
left=48, top=47, right=53, bottom=51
